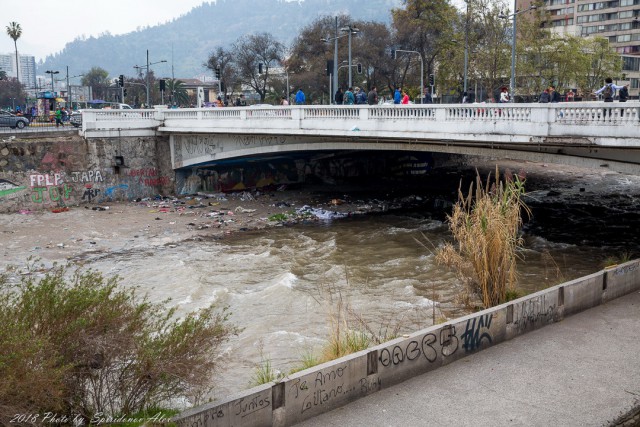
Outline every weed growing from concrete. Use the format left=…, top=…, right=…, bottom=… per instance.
left=436, top=166, right=530, bottom=309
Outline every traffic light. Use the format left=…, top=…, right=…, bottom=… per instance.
left=215, top=68, right=221, bottom=79
left=429, top=74, right=435, bottom=86
left=326, top=60, right=333, bottom=76
left=118, top=74, right=124, bottom=87
left=258, top=63, right=263, bottom=74
left=159, top=79, right=165, bottom=91
left=123, top=89, right=128, bottom=97
left=357, top=63, right=362, bottom=74
left=391, top=49, right=396, bottom=59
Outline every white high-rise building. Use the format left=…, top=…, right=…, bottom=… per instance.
left=0, top=53, right=37, bottom=89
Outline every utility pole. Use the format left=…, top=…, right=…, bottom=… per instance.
left=146, top=50, right=150, bottom=107
left=333, top=17, right=338, bottom=103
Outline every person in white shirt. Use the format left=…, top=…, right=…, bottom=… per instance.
left=499, top=87, right=510, bottom=103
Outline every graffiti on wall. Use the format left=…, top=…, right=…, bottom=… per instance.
left=82, top=184, right=100, bottom=202
left=0, top=178, right=27, bottom=200
left=69, top=170, right=104, bottom=183
left=129, top=168, right=170, bottom=187
left=512, top=295, right=557, bottom=333
left=29, top=173, right=73, bottom=204
left=288, top=364, right=380, bottom=415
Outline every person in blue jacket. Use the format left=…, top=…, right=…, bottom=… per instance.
left=393, top=87, right=401, bottom=104
left=295, top=89, right=306, bottom=105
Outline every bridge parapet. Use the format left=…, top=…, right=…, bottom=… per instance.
left=157, top=102, right=639, bottom=143
left=81, top=103, right=640, bottom=140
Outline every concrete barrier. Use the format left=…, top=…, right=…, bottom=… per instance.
left=173, top=259, right=640, bottom=427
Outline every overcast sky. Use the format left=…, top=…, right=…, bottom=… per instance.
left=1, top=0, right=208, bottom=61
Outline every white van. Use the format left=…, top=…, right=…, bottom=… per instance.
left=70, top=102, right=134, bottom=127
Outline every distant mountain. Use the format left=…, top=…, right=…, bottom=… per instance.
left=39, top=0, right=400, bottom=80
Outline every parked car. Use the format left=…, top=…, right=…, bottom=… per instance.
left=0, top=111, right=30, bottom=129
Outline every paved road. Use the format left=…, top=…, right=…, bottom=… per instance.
left=295, top=291, right=640, bottom=427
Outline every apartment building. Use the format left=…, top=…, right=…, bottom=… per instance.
left=522, top=0, right=640, bottom=95
left=0, top=53, right=37, bottom=89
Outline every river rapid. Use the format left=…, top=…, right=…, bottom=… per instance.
left=74, top=161, right=640, bottom=401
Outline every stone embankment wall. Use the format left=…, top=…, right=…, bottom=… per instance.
left=0, top=133, right=173, bottom=212
left=173, top=259, right=640, bottom=427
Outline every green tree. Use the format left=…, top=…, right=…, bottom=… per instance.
left=232, top=33, right=285, bottom=103
left=390, top=0, right=459, bottom=96
left=461, top=0, right=511, bottom=101
left=0, top=265, right=237, bottom=423
left=165, top=78, right=189, bottom=106
left=6, top=22, right=22, bottom=85
left=81, top=67, right=110, bottom=100
left=578, top=36, right=623, bottom=96
left=0, top=69, right=7, bottom=80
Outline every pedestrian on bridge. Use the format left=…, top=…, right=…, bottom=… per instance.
left=393, top=87, right=402, bottom=104
left=344, top=87, right=355, bottom=105
left=593, top=77, right=627, bottom=103
left=367, top=87, right=378, bottom=105
left=335, top=88, right=344, bottom=105
left=295, top=89, right=306, bottom=105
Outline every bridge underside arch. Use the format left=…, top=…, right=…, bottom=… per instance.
left=170, top=133, right=637, bottom=194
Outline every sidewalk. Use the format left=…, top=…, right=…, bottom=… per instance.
left=295, top=290, right=640, bottom=427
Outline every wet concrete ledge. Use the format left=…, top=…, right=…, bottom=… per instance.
left=173, top=259, right=640, bottom=427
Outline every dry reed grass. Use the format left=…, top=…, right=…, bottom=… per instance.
left=436, top=166, right=530, bottom=309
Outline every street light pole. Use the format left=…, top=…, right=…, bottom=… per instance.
left=146, top=50, right=150, bottom=107
left=463, top=0, right=470, bottom=95
left=333, top=17, right=338, bottom=102
left=66, top=66, right=70, bottom=108
left=348, top=28, right=353, bottom=88
left=135, top=51, right=167, bottom=107
left=321, top=21, right=359, bottom=102
left=46, top=70, right=59, bottom=92
left=499, top=4, right=537, bottom=103
left=509, top=9, right=516, bottom=103
left=340, top=24, right=360, bottom=89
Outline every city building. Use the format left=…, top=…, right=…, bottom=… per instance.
left=524, top=0, right=640, bottom=96
left=0, top=53, right=37, bottom=88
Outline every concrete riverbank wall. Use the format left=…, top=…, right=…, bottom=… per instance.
left=173, top=259, right=640, bottom=427
left=0, top=133, right=173, bottom=213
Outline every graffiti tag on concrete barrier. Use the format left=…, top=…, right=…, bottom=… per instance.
left=378, top=325, right=461, bottom=368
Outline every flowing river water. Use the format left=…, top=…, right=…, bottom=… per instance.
left=73, top=161, right=640, bottom=400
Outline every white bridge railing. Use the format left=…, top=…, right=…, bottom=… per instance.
left=81, top=102, right=640, bottom=146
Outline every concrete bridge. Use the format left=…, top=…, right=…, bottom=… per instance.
left=79, top=102, right=640, bottom=174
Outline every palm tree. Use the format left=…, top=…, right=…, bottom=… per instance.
left=6, top=22, right=22, bottom=85
left=166, top=79, right=189, bottom=106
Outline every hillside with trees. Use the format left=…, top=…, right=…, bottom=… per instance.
left=39, top=0, right=400, bottom=80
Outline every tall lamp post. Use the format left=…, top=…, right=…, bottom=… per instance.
left=340, top=24, right=360, bottom=89
left=45, top=70, right=59, bottom=92
left=393, top=49, right=424, bottom=103
left=463, top=0, right=470, bottom=96
left=499, top=4, right=537, bottom=102
left=321, top=19, right=359, bottom=102
left=134, top=50, right=167, bottom=107
left=64, top=67, right=83, bottom=110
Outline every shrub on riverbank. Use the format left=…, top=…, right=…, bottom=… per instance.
left=0, top=264, right=237, bottom=425
left=436, top=167, right=530, bottom=308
